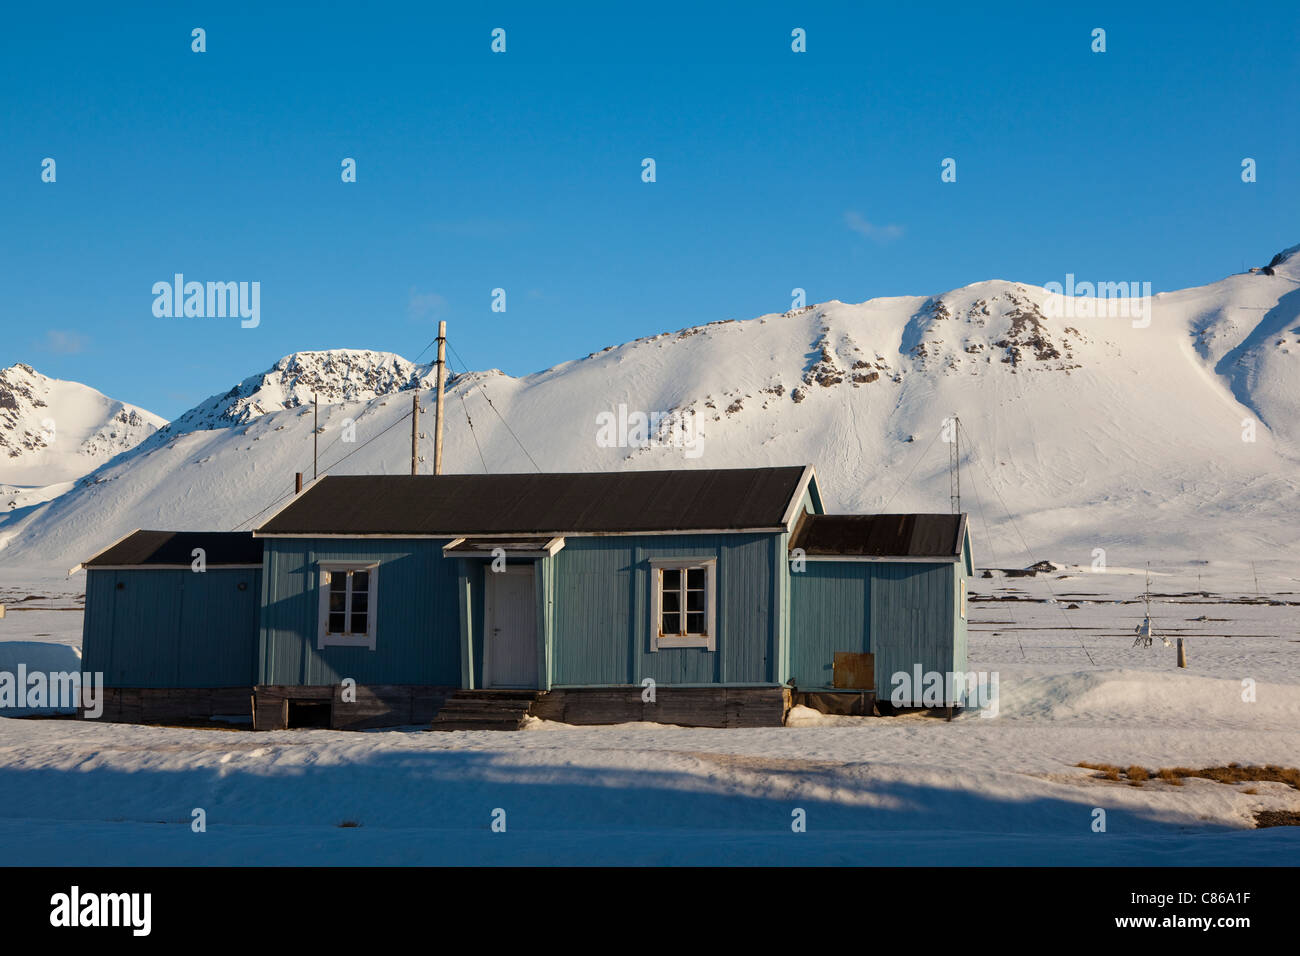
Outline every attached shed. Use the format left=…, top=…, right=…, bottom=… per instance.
left=80, top=531, right=263, bottom=690
left=788, top=513, right=973, bottom=706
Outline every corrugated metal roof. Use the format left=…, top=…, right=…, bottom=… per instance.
left=790, top=513, right=965, bottom=558
left=84, top=530, right=263, bottom=567
left=257, top=467, right=809, bottom=537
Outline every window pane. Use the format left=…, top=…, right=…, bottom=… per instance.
left=351, top=590, right=368, bottom=614
left=686, top=589, right=705, bottom=612
left=328, top=611, right=346, bottom=633
left=350, top=612, right=368, bottom=635
left=329, top=572, right=347, bottom=593
left=329, top=590, right=346, bottom=613
left=662, top=568, right=680, bottom=591
left=661, top=612, right=680, bottom=635
left=686, top=612, right=705, bottom=635
left=686, top=567, right=705, bottom=589
left=352, top=570, right=369, bottom=594
left=662, top=589, right=680, bottom=613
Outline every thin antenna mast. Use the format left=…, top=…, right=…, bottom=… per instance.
left=434, top=321, right=446, bottom=475
left=949, top=413, right=961, bottom=513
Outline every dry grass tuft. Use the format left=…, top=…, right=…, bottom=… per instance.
left=1157, top=768, right=1184, bottom=786
left=1078, top=762, right=1300, bottom=795
left=1156, top=765, right=1300, bottom=790
left=1255, top=810, right=1300, bottom=828
left=1077, top=761, right=1122, bottom=781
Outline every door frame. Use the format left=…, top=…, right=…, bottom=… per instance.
left=482, top=564, right=538, bottom=689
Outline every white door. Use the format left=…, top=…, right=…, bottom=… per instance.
left=484, top=566, right=538, bottom=688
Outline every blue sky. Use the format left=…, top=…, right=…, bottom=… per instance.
left=2, top=2, right=1297, bottom=419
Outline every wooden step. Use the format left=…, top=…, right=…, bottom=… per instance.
left=429, top=690, right=541, bottom=731
left=436, top=697, right=537, bottom=712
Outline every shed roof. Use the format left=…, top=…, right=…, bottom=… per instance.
left=83, top=530, right=263, bottom=568
left=790, top=513, right=967, bottom=559
left=257, top=466, right=811, bottom=537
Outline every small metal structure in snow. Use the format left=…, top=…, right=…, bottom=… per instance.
left=1132, top=564, right=1172, bottom=649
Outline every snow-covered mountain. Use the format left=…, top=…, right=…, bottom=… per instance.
left=161, top=349, right=434, bottom=432
left=3, top=245, right=1299, bottom=570
left=0, top=364, right=166, bottom=497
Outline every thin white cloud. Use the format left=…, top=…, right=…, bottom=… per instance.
left=407, top=288, right=448, bottom=321
left=42, top=329, right=89, bottom=354
left=844, top=211, right=903, bottom=242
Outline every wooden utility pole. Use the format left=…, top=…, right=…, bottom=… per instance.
left=313, top=393, right=319, bottom=479
left=434, top=320, right=447, bottom=475
left=411, top=393, right=420, bottom=475
left=1177, top=638, right=1187, bottom=668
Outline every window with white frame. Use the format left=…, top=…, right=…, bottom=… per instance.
left=650, top=558, right=716, bottom=650
left=317, top=563, right=378, bottom=649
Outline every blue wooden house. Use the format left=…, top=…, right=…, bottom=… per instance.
left=78, top=466, right=973, bottom=729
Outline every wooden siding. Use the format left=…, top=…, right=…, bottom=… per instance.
left=258, top=538, right=461, bottom=686
left=954, top=562, right=969, bottom=677
left=789, top=561, right=958, bottom=701
left=788, top=562, right=872, bottom=689
left=457, top=558, right=488, bottom=688
left=536, top=553, right=556, bottom=689
left=549, top=533, right=780, bottom=687
left=82, top=567, right=261, bottom=688
left=775, top=529, right=792, bottom=685
left=869, top=562, right=957, bottom=703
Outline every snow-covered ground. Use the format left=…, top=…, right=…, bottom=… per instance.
left=0, top=565, right=1295, bottom=865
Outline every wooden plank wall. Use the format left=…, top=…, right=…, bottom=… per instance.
left=84, top=687, right=254, bottom=726
left=530, top=686, right=789, bottom=728
left=549, top=533, right=780, bottom=687
left=251, top=684, right=457, bottom=730
left=258, top=539, right=462, bottom=687
left=82, top=568, right=261, bottom=688
left=81, top=684, right=456, bottom=730
left=870, top=563, right=957, bottom=704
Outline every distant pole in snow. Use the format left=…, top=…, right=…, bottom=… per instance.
left=411, top=393, right=420, bottom=476
left=1177, top=638, right=1187, bottom=668
left=434, top=321, right=447, bottom=475
left=295, top=471, right=303, bottom=495
left=313, top=393, right=318, bottom=480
